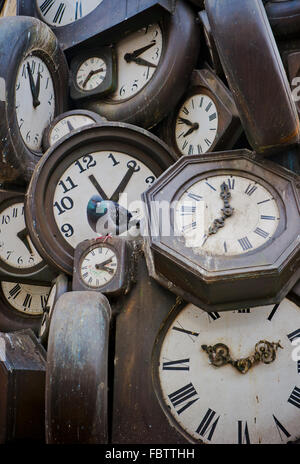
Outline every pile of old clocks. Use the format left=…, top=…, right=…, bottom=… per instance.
left=0, top=0, right=299, bottom=445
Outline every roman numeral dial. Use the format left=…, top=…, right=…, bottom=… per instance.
left=1, top=281, right=50, bottom=316
left=37, top=0, right=104, bottom=27
left=175, top=93, right=218, bottom=156
left=157, top=299, right=300, bottom=443
left=176, top=174, right=280, bottom=255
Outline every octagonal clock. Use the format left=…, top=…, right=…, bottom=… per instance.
left=142, top=150, right=300, bottom=312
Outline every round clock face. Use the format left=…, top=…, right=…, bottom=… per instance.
left=2, top=281, right=50, bottom=316
left=80, top=245, right=118, bottom=288
left=36, top=0, right=104, bottom=27
left=76, top=57, right=107, bottom=91
left=52, top=150, right=156, bottom=248
left=0, top=200, right=43, bottom=271
left=175, top=94, right=219, bottom=156
left=15, top=54, right=55, bottom=152
left=49, top=114, right=97, bottom=146
left=155, top=299, right=300, bottom=444
left=108, top=23, right=163, bottom=102
left=175, top=174, right=280, bottom=255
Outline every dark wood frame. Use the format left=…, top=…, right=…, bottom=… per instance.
left=0, top=16, right=68, bottom=184
left=17, top=0, right=175, bottom=51
left=159, top=67, right=242, bottom=158
left=84, top=0, right=200, bottom=129
left=143, top=150, right=300, bottom=312
left=69, top=46, right=117, bottom=102
left=25, top=122, right=177, bottom=276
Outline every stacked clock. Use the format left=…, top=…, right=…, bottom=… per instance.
left=0, top=0, right=297, bottom=446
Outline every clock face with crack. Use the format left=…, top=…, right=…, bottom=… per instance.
left=154, top=298, right=300, bottom=444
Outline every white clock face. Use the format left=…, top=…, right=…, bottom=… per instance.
left=176, top=174, right=280, bottom=255
left=80, top=246, right=118, bottom=288
left=16, top=54, right=55, bottom=152
left=52, top=151, right=156, bottom=248
left=0, top=201, right=43, bottom=270
left=49, top=114, right=96, bottom=146
left=2, top=281, right=50, bottom=316
left=156, top=299, right=300, bottom=444
left=76, top=57, right=107, bottom=91
left=175, top=94, right=218, bottom=155
left=39, top=283, right=57, bottom=337
left=37, top=0, right=104, bottom=27
left=109, top=24, right=162, bottom=102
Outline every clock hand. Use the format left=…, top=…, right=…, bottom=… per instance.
left=34, top=71, right=41, bottom=108
left=27, top=63, right=40, bottom=108
left=207, top=183, right=234, bottom=237
left=95, top=257, right=113, bottom=269
left=183, top=123, right=199, bottom=137
left=124, top=41, right=156, bottom=60
left=67, top=120, right=75, bottom=132
left=178, top=117, right=194, bottom=127
left=88, top=175, right=108, bottom=200
left=202, top=340, right=283, bottom=375
left=82, top=67, right=104, bottom=88
left=102, top=265, right=115, bottom=275
left=109, top=165, right=136, bottom=203
left=17, top=228, right=34, bottom=255
left=124, top=55, right=157, bottom=68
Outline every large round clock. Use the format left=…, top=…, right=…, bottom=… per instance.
left=25, top=122, right=176, bottom=275
left=153, top=297, right=300, bottom=444
left=0, top=16, right=68, bottom=184
left=84, top=0, right=200, bottom=129
left=142, top=150, right=300, bottom=311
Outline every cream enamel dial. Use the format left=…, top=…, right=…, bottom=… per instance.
left=37, top=0, right=104, bottom=27
left=52, top=151, right=156, bottom=248
left=16, top=54, right=55, bottom=152
left=175, top=94, right=218, bottom=155
left=80, top=245, right=118, bottom=288
left=1, top=281, right=50, bottom=316
left=156, top=299, right=300, bottom=444
left=108, top=24, right=163, bottom=102
left=76, top=57, right=107, bottom=91
left=0, top=201, right=43, bottom=270
left=49, top=114, right=96, bottom=146
left=175, top=174, right=280, bottom=255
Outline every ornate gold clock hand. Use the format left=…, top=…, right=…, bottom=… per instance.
left=202, top=340, right=283, bottom=374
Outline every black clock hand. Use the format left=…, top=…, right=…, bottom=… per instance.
left=124, top=41, right=156, bottom=60
left=183, top=123, right=199, bottom=137
left=27, top=63, right=39, bottom=108
left=178, top=117, right=194, bottom=127
left=124, top=56, right=157, bottom=68
left=88, top=174, right=108, bottom=200
left=95, top=257, right=113, bottom=269
left=17, top=228, right=34, bottom=255
left=109, top=165, right=136, bottom=203
left=34, top=71, right=41, bottom=107
left=82, top=68, right=104, bottom=88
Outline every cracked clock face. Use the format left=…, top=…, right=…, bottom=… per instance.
left=175, top=174, right=280, bottom=255
left=154, top=298, right=300, bottom=444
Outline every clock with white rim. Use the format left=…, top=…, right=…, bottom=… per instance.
left=0, top=16, right=68, bottom=184
left=25, top=122, right=177, bottom=275
left=153, top=298, right=300, bottom=444
left=142, top=150, right=300, bottom=311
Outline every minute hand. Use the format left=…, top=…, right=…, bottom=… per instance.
left=125, top=56, right=157, bottom=68
left=126, top=41, right=156, bottom=59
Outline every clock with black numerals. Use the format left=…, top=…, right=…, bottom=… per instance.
left=17, top=0, right=174, bottom=51
left=25, top=122, right=176, bottom=275
left=0, top=189, right=56, bottom=284
left=0, top=16, right=68, bottom=184
left=159, top=67, right=241, bottom=157
left=142, top=150, right=300, bottom=312
left=72, top=237, right=135, bottom=296
left=42, top=110, right=105, bottom=151
left=84, top=0, right=200, bottom=129
left=153, top=297, right=300, bottom=444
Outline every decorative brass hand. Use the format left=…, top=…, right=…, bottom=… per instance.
left=201, top=340, right=283, bottom=374
left=208, top=182, right=234, bottom=235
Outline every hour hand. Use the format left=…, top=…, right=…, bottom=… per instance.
left=125, top=41, right=156, bottom=60
left=27, top=63, right=40, bottom=108
left=124, top=55, right=157, bottom=68
left=178, top=117, right=194, bottom=127
left=17, top=228, right=34, bottom=255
